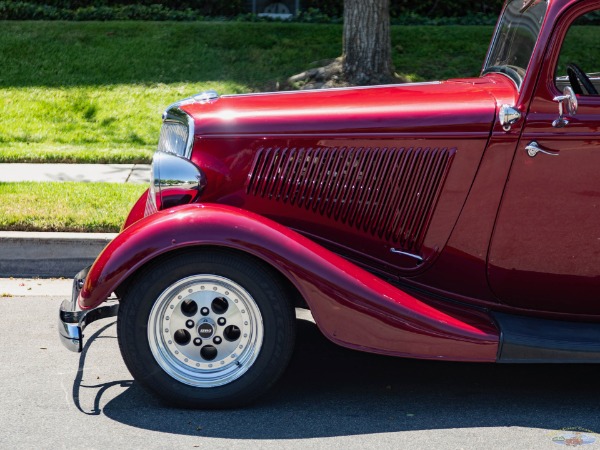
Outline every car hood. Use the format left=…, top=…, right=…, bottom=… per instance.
left=181, top=76, right=516, bottom=137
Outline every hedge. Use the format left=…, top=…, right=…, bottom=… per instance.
left=4, top=0, right=244, bottom=15
left=303, top=0, right=504, bottom=18
left=1, top=0, right=505, bottom=20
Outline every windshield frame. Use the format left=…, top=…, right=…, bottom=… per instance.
left=482, top=0, right=549, bottom=90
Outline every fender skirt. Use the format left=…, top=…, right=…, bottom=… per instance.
left=81, top=204, right=499, bottom=362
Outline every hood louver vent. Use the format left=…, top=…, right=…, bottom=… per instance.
left=246, top=146, right=454, bottom=254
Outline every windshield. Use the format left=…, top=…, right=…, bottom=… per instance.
left=483, top=0, right=548, bottom=89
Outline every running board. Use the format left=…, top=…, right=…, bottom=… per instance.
left=495, top=312, right=600, bottom=363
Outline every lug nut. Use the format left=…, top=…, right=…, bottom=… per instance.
left=217, top=317, right=226, bottom=326
left=185, top=320, right=194, bottom=328
left=193, top=338, right=202, bottom=346
left=200, top=307, right=210, bottom=316
left=213, top=336, right=222, bottom=345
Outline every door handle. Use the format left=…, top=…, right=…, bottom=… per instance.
left=525, top=141, right=559, bottom=158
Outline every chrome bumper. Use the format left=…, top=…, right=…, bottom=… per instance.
left=58, top=267, right=119, bottom=352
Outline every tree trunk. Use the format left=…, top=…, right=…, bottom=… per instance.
left=342, top=0, right=394, bottom=85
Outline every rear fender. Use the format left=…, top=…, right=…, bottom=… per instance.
left=82, top=204, right=499, bottom=361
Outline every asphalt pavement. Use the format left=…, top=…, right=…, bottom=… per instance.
left=1, top=166, right=600, bottom=448
left=1, top=282, right=599, bottom=449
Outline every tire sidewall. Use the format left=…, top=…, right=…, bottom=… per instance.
left=118, top=250, right=294, bottom=408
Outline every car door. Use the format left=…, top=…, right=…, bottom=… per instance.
left=488, top=3, right=600, bottom=315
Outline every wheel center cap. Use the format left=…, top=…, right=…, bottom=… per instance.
left=198, top=322, right=215, bottom=339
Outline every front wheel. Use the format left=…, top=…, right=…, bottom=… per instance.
left=117, top=250, right=296, bottom=408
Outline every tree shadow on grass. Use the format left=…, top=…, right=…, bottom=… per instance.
left=98, top=318, right=600, bottom=439
left=1, top=22, right=497, bottom=90
left=0, top=22, right=342, bottom=90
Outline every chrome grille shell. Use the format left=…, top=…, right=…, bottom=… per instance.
left=158, top=107, right=195, bottom=159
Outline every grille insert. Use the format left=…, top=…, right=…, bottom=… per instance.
left=246, top=146, right=454, bottom=253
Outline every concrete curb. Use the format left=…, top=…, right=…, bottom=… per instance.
left=0, top=231, right=117, bottom=278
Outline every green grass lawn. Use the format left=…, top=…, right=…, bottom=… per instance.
left=0, top=21, right=495, bottom=163
left=1, top=21, right=597, bottom=164
left=0, top=21, right=495, bottom=232
left=0, top=182, right=147, bottom=232
left=1, top=21, right=596, bottom=232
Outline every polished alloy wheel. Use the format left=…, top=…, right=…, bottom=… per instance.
left=147, top=274, right=264, bottom=387
left=119, top=251, right=295, bottom=407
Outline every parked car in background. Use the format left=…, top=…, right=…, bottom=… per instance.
left=59, top=0, right=600, bottom=408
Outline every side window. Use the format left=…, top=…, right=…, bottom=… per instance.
left=555, top=10, right=600, bottom=95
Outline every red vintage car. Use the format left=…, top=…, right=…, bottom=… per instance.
left=59, top=0, right=600, bottom=408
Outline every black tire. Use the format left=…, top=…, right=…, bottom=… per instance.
left=117, top=249, right=296, bottom=408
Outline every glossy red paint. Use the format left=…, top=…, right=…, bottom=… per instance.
left=412, top=0, right=600, bottom=318
left=80, top=204, right=499, bottom=361
left=488, top=0, right=600, bottom=314
left=122, top=189, right=148, bottom=230
left=68, top=0, right=600, bottom=369
left=183, top=80, right=498, bottom=137
left=180, top=76, right=517, bottom=276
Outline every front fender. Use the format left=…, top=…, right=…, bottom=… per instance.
left=82, top=204, right=499, bottom=361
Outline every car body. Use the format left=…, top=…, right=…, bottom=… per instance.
left=59, top=0, right=600, bottom=408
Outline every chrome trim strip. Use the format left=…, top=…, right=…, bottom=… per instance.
left=556, top=74, right=600, bottom=83
left=390, top=248, right=424, bottom=262
left=185, top=113, right=195, bottom=159
left=192, top=131, right=492, bottom=140
left=483, top=0, right=509, bottom=73
left=220, top=82, right=442, bottom=99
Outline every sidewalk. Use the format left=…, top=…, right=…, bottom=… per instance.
left=0, top=163, right=148, bottom=278
left=0, top=277, right=72, bottom=297
left=0, top=163, right=150, bottom=183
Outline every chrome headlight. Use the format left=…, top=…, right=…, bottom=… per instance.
left=145, top=97, right=217, bottom=216
left=158, top=108, right=195, bottom=159
left=146, top=152, right=207, bottom=214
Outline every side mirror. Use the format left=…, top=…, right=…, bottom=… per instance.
left=552, top=86, right=578, bottom=128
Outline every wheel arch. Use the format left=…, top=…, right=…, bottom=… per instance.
left=115, top=244, right=308, bottom=311
left=81, top=203, right=499, bottom=362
